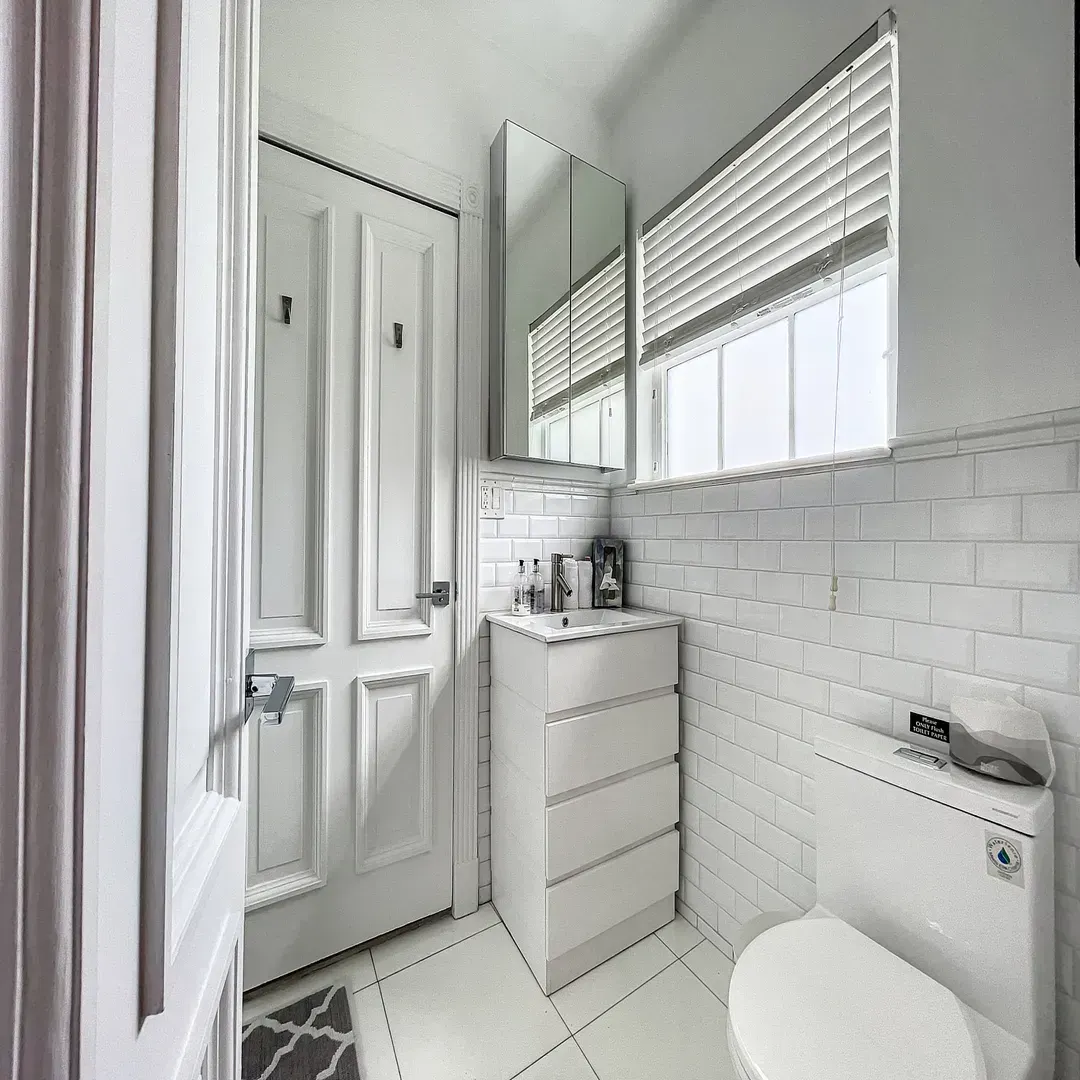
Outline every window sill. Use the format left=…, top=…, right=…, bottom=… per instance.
left=626, top=446, right=893, bottom=493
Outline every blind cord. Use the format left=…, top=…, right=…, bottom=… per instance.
left=829, top=66, right=856, bottom=612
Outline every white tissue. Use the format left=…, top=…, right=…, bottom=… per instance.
left=577, top=560, right=594, bottom=608
left=562, top=558, right=580, bottom=610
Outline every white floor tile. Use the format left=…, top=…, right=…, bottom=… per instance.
left=381, top=923, right=569, bottom=1080
left=654, top=913, right=704, bottom=958
left=512, top=1038, right=597, bottom=1080
left=242, top=948, right=376, bottom=1022
left=551, top=935, right=676, bottom=1033
left=371, top=903, right=500, bottom=979
left=352, top=984, right=401, bottom=1080
left=683, top=940, right=736, bottom=1005
left=576, top=961, right=736, bottom=1080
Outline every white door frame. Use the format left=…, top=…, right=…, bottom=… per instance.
left=0, top=0, right=97, bottom=1075
left=258, top=93, right=484, bottom=919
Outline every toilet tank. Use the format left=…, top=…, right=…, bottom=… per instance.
left=814, top=721, right=1054, bottom=1075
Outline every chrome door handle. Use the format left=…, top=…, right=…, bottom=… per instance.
left=245, top=649, right=296, bottom=725
left=415, top=580, right=451, bottom=607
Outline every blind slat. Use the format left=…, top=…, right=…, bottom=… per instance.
left=641, top=27, right=896, bottom=358
left=641, top=89, right=891, bottom=280
left=529, top=252, right=625, bottom=420
left=643, top=167, right=892, bottom=331
left=642, top=50, right=892, bottom=258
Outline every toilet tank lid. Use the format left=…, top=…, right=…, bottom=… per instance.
left=814, top=719, right=1053, bottom=837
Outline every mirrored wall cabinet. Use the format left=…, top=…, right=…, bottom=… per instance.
left=489, top=120, right=627, bottom=469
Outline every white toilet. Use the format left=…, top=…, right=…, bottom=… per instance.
left=727, top=720, right=1054, bottom=1080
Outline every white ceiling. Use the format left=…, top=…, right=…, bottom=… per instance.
left=428, top=0, right=711, bottom=115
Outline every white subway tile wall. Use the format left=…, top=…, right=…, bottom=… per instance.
left=475, top=478, right=612, bottom=904
left=612, top=441, right=1080, bottom=1063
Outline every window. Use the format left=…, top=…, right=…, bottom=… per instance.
left=640, top=14, right=897, bottom=481
left=529, top=249, right=625, bottom=467
left=661, top=269, right=889, bottom=477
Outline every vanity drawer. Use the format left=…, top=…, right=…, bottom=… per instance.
left=546, top=762, right=678, bottom=882
left=545, top=829, right=679, bottom=960
left=545, top=626, right=678, bottom=713
left=545, top=692, right=678, bottom=797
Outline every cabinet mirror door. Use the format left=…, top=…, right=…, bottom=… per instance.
left=569, top=158, right=626, bottom=469
left=499, top=121, right=571, bottom=462
left=490, top=120, right=627, bottom=469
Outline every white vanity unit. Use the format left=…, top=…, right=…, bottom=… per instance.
left=486, top=608, right=681, bottom=994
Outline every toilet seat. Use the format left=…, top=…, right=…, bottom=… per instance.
left=727, top=917, right=987, bottom=1080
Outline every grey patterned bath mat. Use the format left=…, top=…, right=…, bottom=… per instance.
left=242, top=984, right=361, bottom=1080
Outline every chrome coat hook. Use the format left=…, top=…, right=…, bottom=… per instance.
left=393, top=322, right=403, bottom=349
left=281, top=295, right=292, bottom=325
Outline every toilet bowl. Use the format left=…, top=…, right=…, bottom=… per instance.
left=723, top=720, right=1054, bottom=1080
left=726, top=914, right=1035, bottom=1080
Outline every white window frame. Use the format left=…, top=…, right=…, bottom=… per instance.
left=644, top=249, right=896, bottom=482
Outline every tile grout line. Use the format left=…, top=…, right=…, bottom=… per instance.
left=570, top=1030, right=602, bottom=1080
left=677, top=952, right=732, bottom=1009
left=375, top=977, right=405, bottom=1080
left=370, top=914, right=718, bottom=1079
left=373, top=913, right=502, bottom=985
left=510, top=934, right=685, bottom=1080
left=506, top=1036, right=576, bottom=1080
left=567, top=951, right=682, bottom=1041
left=550, top=928, right=687, bottom=1036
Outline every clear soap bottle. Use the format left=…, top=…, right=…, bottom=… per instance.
left=529, top=558, right=545, bottom=613
left=512, top=559, right=528, bottom=615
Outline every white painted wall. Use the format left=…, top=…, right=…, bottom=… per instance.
left=259, top=0, right=612, bottom=189
left=609, top=0, right=1080, bottom=439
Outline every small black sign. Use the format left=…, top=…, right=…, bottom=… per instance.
left=910, top=711, right=950, bottom=744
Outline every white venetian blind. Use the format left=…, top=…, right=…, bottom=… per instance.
left=640, top=17, right=897, bottom=364
left=530, top=249, right=625, bottom=420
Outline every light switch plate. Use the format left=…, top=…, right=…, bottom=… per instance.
left=480, top=478, right=504, bottom=519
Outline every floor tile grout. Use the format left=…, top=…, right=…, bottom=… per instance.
left=506, top=1035, right=575, bottom=1080
left=677, top=952, right=731, bottom=1009
left=375, top=976, right=404, bottom=1080
left=347, top=910, right=730, bottom=1080
left=373, top=915, right=501, bottom=985
left=570, top=952, right=681, bottom=1039
left=570, top=1031, right=603, bottom=1080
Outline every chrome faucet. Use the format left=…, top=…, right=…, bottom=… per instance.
left=550, top=553, right=574, bottom=613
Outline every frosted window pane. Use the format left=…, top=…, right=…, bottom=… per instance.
left=529, top=421, right=543, bottom=457
left=548, top=413, right=569, bottom=462
left=794, top=274, right=888, bottom=458
left=722, top=321, right=790, bottom=470
left=667, top=350, right=718, bottom=478
left=571, top=398, right=602, bottom=467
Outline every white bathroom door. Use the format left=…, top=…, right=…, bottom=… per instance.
left=243, top=142, right=459, bottom=988
left=78, top=0, right=256, bottom=1075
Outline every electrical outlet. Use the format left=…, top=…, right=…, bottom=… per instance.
left=480, top=479, right=504, bottom=519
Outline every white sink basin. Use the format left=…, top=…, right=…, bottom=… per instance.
left=487, top=607, right=681, bottom=642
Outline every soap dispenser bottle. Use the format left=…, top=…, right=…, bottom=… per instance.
left=512, top=559, right=528, bottom=615
left=530, top=559, right=545, bottom=614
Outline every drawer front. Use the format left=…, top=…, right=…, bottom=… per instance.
left=546, top=830, right=679, bottom=960
left=545, top=626, right=677, bottom=713
left=546, top=762, right=678, bottom=882
left=546, top=692, right=678, bottom=798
